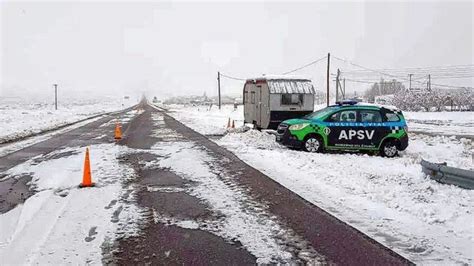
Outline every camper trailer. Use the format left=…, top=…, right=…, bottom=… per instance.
left=243, top=76, right=315, bottom=129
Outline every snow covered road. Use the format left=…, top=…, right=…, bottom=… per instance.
left=0, top=106, right=144, bottom=265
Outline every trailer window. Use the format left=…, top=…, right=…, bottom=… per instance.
left=281, top=94, right=303, bottom=105
left=251, top=92, right=256, bottom=104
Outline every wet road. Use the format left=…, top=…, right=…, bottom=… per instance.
left=0, top=101, right=413, bottom=265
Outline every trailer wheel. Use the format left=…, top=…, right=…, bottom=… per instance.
left=303, top=135, right=323, bottom=153
left=253, top=121, right=261, bottom=131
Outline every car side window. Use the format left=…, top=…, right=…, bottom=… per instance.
left=360, top=110, right=382, bottom=123
left=328, top=110, right=357, bottom=122
left=385, top=112, right=400, bottom=122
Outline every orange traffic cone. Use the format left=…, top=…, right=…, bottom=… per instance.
left=79, top=147, right=94, bottom=188
left=227, top=118, right=231, bottom=128
left=114, top=123, right=122, bottom=140
left=232, top=120, right=235, bottom=128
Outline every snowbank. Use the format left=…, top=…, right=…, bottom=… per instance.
left=217, top=130, right=473, bottom=264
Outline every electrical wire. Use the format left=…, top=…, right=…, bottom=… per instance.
left=333, top=55, right=472, bottom=89
left=219, top=73, right=247, bottom=81
left=281, top=55, right=327, bottom=75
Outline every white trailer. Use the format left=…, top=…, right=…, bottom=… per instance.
left=243, top=77, right=315, bottom=129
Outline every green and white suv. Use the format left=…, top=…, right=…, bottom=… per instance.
left=276, top=101, right=409, bottom=157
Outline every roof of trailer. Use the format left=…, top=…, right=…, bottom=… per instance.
left=267, top=79, right=315, bottom=94
left=245, top=75, right=315, bottom=94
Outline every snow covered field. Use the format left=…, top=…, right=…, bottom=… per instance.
left=404, top=111, right=474, bottom=137
left=164, top=103, right=474, bottom=138
left=0, top=96, right=136, bottom=143
left=163, top=104, right=244, bottom=136
left=164, top=103, right=474, bottom=265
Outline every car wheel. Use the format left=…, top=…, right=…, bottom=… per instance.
left=381, top=140, right=398, bottom=157
left=304, top=136, right=323, bottom=153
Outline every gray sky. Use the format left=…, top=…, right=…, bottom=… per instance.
left=1, top=1, right=473, bottom=99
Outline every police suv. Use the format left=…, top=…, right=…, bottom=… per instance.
left=276, top=100, right=408, bottom=157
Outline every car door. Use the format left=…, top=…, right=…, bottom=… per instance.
left=325, top=108, right=362, bottom=149
left=358, top=109, right=385, bottom=149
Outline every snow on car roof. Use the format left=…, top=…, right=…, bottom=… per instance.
left=329, top=101, right=401, bottom=111
left=357, top=102, right=400, bottom=111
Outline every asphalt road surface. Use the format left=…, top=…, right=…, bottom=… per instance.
left=0, top=101, right=413, bottom=265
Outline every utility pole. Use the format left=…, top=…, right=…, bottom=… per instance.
left=343, top=78, right=346, bottom=99
left=428, top=74, right=431, bottom=91
left=408, top=74, right=413, bottom=90
left=326, top=53, right=330, bottom=106
left=335, top=69, right=340, bottom=102
left=217, top=72, right=221, bottom=110
left=53, top=84, right=58, bottom=110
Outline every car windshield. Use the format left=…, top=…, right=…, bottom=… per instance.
left=303, top=107, right=337, bottom=120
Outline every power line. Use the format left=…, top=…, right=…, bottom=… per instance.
left=333, top=55, right=471, bottom=89
left=219, top=54, right=328, bottom=81
left=281, top=55, right=327, bottom=75
left=341, top=64, right=474, bottom=73
left=219, top=73, right=247, bottom=81
left=343, top=78, right=377, bottom=84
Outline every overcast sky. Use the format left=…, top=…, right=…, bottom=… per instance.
left=1, top=1, right=472, bottom=99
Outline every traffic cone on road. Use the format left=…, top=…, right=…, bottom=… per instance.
left=231, top=120, right=235, bottom=128
left=79, top=147, right=94, bottom=188
left=114, top=123, right=122, bottom=140
left=227, top=118, right=231, bottom=128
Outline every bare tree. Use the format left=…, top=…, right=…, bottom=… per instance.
left=364, top=79, right=405, bottom=102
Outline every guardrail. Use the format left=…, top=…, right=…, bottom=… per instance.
left=421, top=159, right=474, bottom=189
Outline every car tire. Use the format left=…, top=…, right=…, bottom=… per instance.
left=380, top=140, right=398, bottom=157
left=303, top=136, right=323, bottom=153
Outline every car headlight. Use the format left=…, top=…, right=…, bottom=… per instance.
left=289, top=123, right=310, bottom=131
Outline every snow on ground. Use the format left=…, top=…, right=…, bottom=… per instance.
left=404, top=111, right=474, bottom=137
left=218, top=131, right=473, bottom=264
left=0, top=144, right=143, bottom=265
left=163, top=104, right=243, bottom=135
left=0, top=116, right=104, bottom=158
left=0, top=96, right=136, bottom=143
left=166, top=104, right=474, bottom=265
